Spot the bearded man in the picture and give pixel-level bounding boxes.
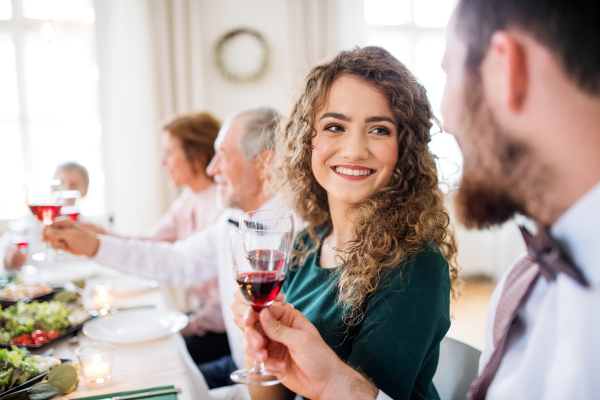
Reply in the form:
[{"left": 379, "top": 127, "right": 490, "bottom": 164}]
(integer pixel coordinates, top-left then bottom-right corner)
[{"left": 238, "top": 0, "right": 600, "bottom": 399}]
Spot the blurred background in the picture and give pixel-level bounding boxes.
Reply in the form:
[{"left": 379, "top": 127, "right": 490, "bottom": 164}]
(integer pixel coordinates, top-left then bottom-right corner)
[{"left": 0, "top": 0, "right": 525, "bottom": 282}]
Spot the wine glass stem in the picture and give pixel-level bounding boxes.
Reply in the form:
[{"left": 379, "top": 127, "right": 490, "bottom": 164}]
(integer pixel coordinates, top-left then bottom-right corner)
[
  {"left": 44, "top": 221, "right": 53, "bottom": 261},
  {"left": 251, "top": 361, "right": 266, "bottom": 374}
]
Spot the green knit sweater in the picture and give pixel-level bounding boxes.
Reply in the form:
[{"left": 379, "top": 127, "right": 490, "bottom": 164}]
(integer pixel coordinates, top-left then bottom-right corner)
[{"left": 282, "top": 227, "right": 451, "bottom": 400}]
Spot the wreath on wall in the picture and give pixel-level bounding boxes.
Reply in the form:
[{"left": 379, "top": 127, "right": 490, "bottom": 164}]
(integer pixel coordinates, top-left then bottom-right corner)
[{"left": 214, "top": 28, "right": 270, "bottom": 83}]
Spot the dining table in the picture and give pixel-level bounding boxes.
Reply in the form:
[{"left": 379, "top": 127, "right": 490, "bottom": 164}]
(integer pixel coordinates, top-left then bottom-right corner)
[{"left": 20, "top": 261, "right": 251, "bottom": 400}]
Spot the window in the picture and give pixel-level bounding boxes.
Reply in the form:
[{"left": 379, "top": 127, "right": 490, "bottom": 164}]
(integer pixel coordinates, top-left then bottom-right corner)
[
  {"left": 0, "top": 0, "right": 104, "bottom": 220},
  {"left": 364, "top": 0, "right": 462, "bottom": 189}
]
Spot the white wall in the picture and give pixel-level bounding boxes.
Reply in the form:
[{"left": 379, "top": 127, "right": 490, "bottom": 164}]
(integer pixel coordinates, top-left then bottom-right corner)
[
  {"left": 95, "top": 0, "right": 526, "bottom": 280},
  {"left": 198, "top": 0, "right": 296, "bottom": 119},
  {"left": 95, "top": 0, "right": 166, "bottom": 236}
]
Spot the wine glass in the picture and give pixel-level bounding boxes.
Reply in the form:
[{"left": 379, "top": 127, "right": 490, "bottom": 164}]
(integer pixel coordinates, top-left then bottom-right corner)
[
  {"left": 60, "top": 190, "right": 82, "bottom": 221},
  {"left": 8, "top": 219, "right": 32, "bottom": 256},
  {"left": 230, "top": 210, "right": 295, "bottom": 386},
  {"left": 28, "top": 179, "right": 63, "bottom": 262}
]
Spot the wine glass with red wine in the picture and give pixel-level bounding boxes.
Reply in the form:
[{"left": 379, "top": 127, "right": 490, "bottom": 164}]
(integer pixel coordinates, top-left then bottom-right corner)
[
  {"left": 28, "top": 179, "right": 63, "bottom": 262},
  {"left": 60, "top": 190, "right": 82, "bottom": 221},
  {"left": 230, "top": 209, "right": 294, "bottom": 386}
]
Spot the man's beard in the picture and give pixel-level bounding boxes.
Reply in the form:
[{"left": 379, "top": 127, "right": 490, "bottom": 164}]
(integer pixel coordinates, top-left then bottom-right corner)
[{"left": 454, "top": 75, "right": 533, "bottom": 229}]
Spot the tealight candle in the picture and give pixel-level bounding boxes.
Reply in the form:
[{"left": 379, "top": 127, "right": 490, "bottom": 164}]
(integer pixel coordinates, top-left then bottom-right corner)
[
  {"left": 83, "top": 355, "right": 109, "bottom": 379},
  {"left": 92, "top": 285, "right": 114, "bottom": 310},
  {"left": 76, "top": 342, "right": 115, "bottom": 383}
]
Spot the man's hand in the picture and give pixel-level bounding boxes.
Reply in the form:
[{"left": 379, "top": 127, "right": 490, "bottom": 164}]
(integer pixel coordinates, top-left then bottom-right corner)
[
  {"left": 3, "top": 245, "right": 26, "bottom": 270},
  {"left": 80, "top": 222, "right": 107, "bottom": 236},
  {"left": 243, "top": 305, "right": 379, "bottom": 400},
  {"left": 43, "top": 218, "right": 100, "bottom": 257},
  {"left": 231, "top": 288, "right": 285, "bottom": 332}
]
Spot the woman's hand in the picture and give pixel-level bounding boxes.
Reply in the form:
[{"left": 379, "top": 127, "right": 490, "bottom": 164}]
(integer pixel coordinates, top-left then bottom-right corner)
[
  {"left": 3, "top": 245, "right": 26, "bottom": 270},
  {"left": 231, "top": 289, "right": 286, "bottom": 332}
]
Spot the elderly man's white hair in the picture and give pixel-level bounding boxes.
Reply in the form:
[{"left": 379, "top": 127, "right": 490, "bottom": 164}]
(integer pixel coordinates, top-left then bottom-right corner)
[
  {"left": 228, "top": 106, "right": 281, "bottom": 159},
  {"left": 54, "top": 161, "right": 90, "bottom": 189}
]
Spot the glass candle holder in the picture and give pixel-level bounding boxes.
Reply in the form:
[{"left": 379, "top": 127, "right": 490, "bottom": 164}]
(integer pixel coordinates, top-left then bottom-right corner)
[
  {"left": 76, "top": 342, "right": 115, "bottom": 383},
  {"left": 92, "top": 285, "right": 114, "bottom": 310}
]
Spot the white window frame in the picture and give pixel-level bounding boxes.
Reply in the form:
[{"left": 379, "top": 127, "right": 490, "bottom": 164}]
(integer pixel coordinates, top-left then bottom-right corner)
[
  {"left": 0, "top": 0, "right": 102, "bottom": 228},
  {"left": 364, "top": 0, "right": 463, "bottom": 189}
]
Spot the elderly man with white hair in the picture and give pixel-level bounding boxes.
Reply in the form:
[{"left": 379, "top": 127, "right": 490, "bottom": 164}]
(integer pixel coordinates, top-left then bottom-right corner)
[{"left": 44, "top": 106, "right": 290, "bottom": 389}]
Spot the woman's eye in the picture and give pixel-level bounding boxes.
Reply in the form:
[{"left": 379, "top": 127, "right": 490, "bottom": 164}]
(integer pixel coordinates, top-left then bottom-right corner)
[
  {"left": 370, "top": 127, "right": 391, "bottom": 135},
  {"left": 324, "top": 124, "right": 344, "bottom": 133}
]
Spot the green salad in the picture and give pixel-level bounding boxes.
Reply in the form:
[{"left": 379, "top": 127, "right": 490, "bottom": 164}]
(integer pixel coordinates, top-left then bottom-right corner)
[
  {"left": 0, "top": 302, "right": 71, "bottom": 344},
  {"left": 0, "top": 347, "right": 38, "bottom": 393}
]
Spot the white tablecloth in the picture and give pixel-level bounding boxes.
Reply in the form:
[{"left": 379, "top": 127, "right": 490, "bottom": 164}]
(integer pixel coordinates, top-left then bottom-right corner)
[{"left": 30, "top": 266, "right": 211, "bottom": 400}]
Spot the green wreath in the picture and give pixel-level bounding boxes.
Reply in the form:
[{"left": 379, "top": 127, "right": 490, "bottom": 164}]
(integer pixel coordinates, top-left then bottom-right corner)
[{"left": 214, "top": 28, "right": 270, "bottom": 83}]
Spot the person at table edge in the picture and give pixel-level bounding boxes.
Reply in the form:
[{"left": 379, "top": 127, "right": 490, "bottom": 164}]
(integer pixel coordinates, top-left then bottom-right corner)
[
  {"left": 241, "top": 0, "right": 600, "bottom": 399},
  {"left": 43, "top": 106, "right": 287, "bottom": 389},
  {"left": 82, "top": 111, "right": 229, "bottom": 366},
  {"left": 1, "top": 161, "right": 90, "bottom": 271}
]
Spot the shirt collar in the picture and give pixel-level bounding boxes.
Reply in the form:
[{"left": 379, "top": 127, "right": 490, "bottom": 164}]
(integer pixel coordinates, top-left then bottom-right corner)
[
  {"left": 258, "top": 196, "right": 280, "bottom": 210},
  {"left": 551, "top": 180, "right": 600, "bottom": 285}
]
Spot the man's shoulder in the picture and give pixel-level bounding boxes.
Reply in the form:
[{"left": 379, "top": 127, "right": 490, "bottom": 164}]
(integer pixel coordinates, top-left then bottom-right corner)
[{"left": 181, "top": 208, "right": 240, "bottom": 243}]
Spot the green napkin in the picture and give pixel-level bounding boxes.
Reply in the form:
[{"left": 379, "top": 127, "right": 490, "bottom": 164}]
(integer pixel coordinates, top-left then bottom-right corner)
[{"left": 72, "top": 385, "right": 178, "bottom": 399}]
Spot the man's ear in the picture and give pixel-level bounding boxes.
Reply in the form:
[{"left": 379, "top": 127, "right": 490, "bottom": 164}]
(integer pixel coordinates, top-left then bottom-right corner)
[
  {"left": 482, "top": 31, "right": 528, "bottom": 113},
  {"left": 257, "top": 150, "right": 274, "bottom": 176}
]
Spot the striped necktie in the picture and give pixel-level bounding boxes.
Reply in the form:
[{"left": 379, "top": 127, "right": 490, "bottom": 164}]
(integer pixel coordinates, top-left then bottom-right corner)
[{"left": 466, "top": 224, "right": 588, "bottom": 400}]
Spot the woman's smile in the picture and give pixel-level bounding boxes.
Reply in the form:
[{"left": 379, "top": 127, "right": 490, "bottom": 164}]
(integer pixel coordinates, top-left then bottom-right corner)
[{"left": 331, "top": 165, "right": 376, "bottom": 180}]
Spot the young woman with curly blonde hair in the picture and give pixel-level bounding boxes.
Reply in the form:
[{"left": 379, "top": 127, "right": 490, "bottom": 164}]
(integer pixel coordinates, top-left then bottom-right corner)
[{"left": 233, "top": 46, "right": 458, "bottom": 399}]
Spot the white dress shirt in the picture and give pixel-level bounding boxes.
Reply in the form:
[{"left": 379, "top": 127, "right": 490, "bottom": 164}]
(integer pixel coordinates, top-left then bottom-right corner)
[
  {"left": 377, "top": 181, "right": 600, "bottom": 400},
  {"left": 93, "top": 196, "right": 284, "bottom": 369},
  {"left": 479, "top": 180, "right": 600, "bottom": 400}
]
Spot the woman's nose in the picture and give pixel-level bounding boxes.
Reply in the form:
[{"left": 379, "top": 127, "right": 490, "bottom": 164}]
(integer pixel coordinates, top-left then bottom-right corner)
[{"left": 340, "top": 132, "right": 369, "bottom": 161}]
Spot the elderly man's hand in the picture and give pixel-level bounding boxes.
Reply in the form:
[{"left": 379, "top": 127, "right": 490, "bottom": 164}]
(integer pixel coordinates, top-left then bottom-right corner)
[
  {"left": 3, "top": 245, "right": 26, "bottom": 270},
  {"left": 243, "top": 304, "right": 378, "bottom": 400},
  {"left": 80, "top": 222, "right": 107, "bottom": 236},
  {"left": 43, "top": 218, "right": 100, "bottom": 257}
]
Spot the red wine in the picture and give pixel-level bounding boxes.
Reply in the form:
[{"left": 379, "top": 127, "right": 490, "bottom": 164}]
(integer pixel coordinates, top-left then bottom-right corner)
[
  {"left": 29, "top": 205, "right": 61, "bottom": 224},
  {"left": 246, "top": 249, "right": 285, "bottom": 271},
  {"left": 236, "top": 271, "right": 285, "bottom": 312},
  {"left": 61, "top": 206, "right": 79, "bottom": 221},
  {"left": 13, "top": 236, "right": 29, "bottom": 254}
]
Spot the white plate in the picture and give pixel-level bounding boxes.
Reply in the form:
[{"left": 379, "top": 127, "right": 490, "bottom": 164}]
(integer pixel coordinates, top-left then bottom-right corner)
[
  {"left": 82, "top": 309, "right": 188, "bottom": 343},
  {"left": 21, "top": 261, "right": 100, "bottom": 284},
  {"left": 94, "top": 276, "right": 158, "bottom": 296}
]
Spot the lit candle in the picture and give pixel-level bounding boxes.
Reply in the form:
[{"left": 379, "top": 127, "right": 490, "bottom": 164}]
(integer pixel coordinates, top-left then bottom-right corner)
[
  {"left": 83, "top": 354, "right": 109, "bottom": 380},
  {"left": 76, "top": 342, "right": 115, "bottom": 384},
  {"left": 93, "top": 286, "right": 113, "bottom": 309}
]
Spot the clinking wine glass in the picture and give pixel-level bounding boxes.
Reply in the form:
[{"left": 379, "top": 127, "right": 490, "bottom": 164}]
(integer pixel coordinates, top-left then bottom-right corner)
[
  {"left": 60, "top": 190, "right": 81, "bottom": 221},
  {"left": 8, "top": 219, "right": 32, "bottom": 256},
  {"left": 28, "top": 179, "right": 63, "bottom": 262},
  {"left": 230, "top": 210, "right": 295, "bottom": 386}
]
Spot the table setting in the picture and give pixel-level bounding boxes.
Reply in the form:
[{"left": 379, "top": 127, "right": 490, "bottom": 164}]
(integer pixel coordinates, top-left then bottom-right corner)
[
  {"left": 0, "top": 181, "right": 265, "bottom": 400},
  {"left": 0, "top": 261, "right": 213, "bottom": 400}
]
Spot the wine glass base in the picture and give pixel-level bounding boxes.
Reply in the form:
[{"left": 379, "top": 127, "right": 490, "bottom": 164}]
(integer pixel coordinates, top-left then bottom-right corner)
[
  {"left": 32, "top": 249, "right": 61, "bottom": 263},
  {"left": 32, "top": 252, "right": 50, "bottom": 262},
  {"left": 230, "top": 368, "right": 286, "bottom": 386}
]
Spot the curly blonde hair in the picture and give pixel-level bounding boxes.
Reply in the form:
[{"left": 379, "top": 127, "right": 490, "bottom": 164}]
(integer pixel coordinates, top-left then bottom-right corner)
[{"left": 273, "top": 46, "right": 459, "bottom": 327}]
